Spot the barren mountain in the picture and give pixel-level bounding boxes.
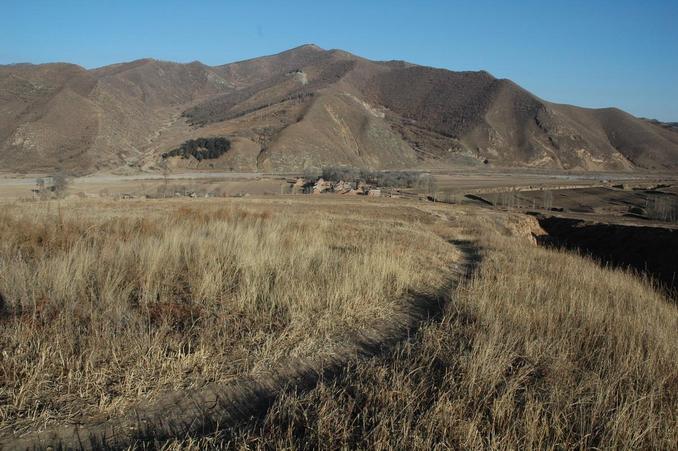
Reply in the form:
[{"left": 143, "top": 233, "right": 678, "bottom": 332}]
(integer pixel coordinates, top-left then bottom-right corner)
[{"left": 1, "top": 44, "right": 677, "bottom": 174}]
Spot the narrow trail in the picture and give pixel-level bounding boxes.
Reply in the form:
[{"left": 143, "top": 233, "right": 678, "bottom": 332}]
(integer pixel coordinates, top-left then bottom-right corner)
[{"left": 0, "top": 240, "right": 480, "bottom": 451}]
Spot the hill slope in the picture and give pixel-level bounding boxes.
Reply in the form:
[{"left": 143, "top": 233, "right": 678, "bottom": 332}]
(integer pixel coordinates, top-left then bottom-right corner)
[{"left": 1, "top": 45, "right": 677, "bottom": 174}]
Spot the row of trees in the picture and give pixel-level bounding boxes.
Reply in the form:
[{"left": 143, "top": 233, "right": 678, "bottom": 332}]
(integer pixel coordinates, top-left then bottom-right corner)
[
  {"left": 162, "top": 137, "right": 231, "bottom": 161},
  {"left": 645, "top": 196, "right": 678, "bottom": 222},
  {"left": 309, "top": 166, "right": 437, "bottom": 191}
]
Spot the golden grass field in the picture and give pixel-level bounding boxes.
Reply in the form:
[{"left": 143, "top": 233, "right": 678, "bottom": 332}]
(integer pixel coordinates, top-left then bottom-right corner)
[
  {"left": 0, "top": 195, "right": 676, "bottom": 449},
  {"left": 203, "top": 213, "right": 677, "bottom": 450},
  {"left": 0, "top": 197, "right": 459, "bottom": 438}
]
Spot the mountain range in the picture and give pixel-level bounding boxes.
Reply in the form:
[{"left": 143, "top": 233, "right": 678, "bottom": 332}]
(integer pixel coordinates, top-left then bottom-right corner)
[{"left": 1, "top": 44, "right": 677, "bottom": 175}]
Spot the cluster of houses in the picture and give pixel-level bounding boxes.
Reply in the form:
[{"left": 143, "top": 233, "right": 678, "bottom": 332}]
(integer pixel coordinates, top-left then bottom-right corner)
[{"left": 288, "top": 178, "right": 385, "bottom": 196}]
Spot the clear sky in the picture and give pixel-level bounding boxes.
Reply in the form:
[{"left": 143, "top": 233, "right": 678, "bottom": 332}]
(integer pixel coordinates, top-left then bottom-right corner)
[{"left": 2, "top": 0, "right": 677, "bottom": 121}]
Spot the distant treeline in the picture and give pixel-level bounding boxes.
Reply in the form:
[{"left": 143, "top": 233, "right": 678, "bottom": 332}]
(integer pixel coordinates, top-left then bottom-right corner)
[
  {"left": 162, "top": 137, "right": 231, "bottom": 161},
  {"left": 310, "top": 166, "right": 436, "bottom": 190}
]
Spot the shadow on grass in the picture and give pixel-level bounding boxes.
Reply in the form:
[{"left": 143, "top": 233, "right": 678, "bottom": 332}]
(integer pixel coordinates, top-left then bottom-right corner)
[{"left": 0, "top": 241, "right": 481, "bottom": 451}]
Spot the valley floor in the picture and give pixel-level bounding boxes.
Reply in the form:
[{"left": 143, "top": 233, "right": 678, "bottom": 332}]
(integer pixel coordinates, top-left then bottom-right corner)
[{"left": 0, "top": 167, "right": 675, "bottom": 200}]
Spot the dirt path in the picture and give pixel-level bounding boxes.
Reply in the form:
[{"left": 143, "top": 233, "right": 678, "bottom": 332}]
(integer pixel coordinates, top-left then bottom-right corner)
[{"left": 0, "top": 240, "right": 480, "bottom": 451}]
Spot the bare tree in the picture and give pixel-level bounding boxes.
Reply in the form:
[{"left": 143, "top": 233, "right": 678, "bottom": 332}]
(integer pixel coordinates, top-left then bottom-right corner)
[
  {"left": 33, "top": 178, "right": 46, "bottom": 199},
  {"left": 158, "top": 159, "right": 172, "bottom": 198},
  {"left": 425, "top": 175, "right": 438, "bottom": 198},
  {"left": 50, "top": 171, "right": 69, "bottom": 197},
  {"left": 542, "top": 190, "right": 554, "bottom": 211}
]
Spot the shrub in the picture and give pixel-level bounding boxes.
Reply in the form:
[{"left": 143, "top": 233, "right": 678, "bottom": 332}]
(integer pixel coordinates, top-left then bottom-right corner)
[{"left": 162, "top": 137, "right": 231, "bottom": 161}]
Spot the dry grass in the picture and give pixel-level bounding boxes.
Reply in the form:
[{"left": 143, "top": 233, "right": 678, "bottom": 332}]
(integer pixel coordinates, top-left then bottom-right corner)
[
  {"left": 162, "top": 206, "right": 678, "bottom": 449},
  {"left": 1, "top": 197, "right": 676, "bottom": 449},
  {"left": 0, "top": 197, "right": 458, "bottom": 436}
]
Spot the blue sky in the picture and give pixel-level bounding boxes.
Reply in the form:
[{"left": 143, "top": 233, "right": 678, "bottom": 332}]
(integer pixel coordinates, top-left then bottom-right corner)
[{"left": 2, "top": 0, "right": 677, "bottom": 121}]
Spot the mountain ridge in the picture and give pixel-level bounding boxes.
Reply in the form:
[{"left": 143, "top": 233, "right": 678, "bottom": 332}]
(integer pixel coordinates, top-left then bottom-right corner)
[{"left": 1, "top": 44, "right": 676, "bottom": 174}]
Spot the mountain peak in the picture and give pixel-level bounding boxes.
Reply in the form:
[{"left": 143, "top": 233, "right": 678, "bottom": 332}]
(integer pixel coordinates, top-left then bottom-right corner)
[
  {"left": 279, "top": 44, "right": 325, "bottom": 56},
  {"left": 295, "top": 43, "right": 323, "bottom": 51}
]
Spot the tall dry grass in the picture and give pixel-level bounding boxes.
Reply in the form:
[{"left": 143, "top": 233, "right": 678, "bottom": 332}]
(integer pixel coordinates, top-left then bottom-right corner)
[
  {"left": 170, "top": 207, "right": 678, "bottom": 449},
  {"left": 0, "top": 198, "right": 457, "bottom": 436}
]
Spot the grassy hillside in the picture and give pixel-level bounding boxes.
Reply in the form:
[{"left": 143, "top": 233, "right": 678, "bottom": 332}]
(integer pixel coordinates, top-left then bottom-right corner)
[
  {"left": 162, "top": 204, "right": 677, "bottom": 450},
  {"left": 0, "top": 197, "right": 675, "bottom": 449}
]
